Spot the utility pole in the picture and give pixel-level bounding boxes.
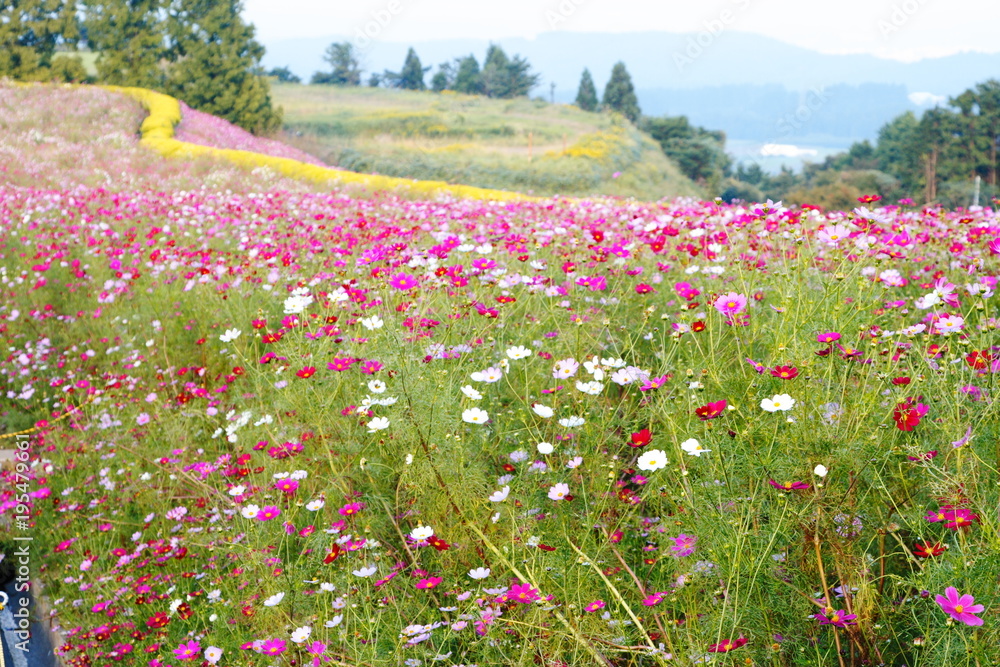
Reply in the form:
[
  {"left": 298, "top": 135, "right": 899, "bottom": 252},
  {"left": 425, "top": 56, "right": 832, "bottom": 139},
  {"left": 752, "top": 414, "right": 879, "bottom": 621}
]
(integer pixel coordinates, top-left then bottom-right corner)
[{"left": 550, "top": 82, "right": 555, "bottom": 104}]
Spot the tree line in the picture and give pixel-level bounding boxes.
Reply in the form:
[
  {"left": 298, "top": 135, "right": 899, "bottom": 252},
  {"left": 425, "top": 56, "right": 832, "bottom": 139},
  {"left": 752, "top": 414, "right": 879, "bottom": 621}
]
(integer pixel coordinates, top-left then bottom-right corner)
[
  {"left": 727, "top": 79, "right": 1000, "bottom": 209},
  {"left": 0, "top": 0, "right": 281, "bottom": 134}
]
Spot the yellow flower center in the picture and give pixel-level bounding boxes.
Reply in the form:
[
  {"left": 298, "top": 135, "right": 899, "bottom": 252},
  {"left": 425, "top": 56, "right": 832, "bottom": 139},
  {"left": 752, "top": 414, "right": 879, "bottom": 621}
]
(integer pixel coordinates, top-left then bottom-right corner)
[{"left": 955, "top": 605, "right": 964, "bottom": 613}]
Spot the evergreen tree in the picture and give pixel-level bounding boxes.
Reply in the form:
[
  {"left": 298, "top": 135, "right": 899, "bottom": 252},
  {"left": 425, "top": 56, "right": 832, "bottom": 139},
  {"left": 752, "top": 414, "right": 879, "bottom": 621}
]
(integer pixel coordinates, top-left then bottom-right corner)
[
  {"left": 385, "top": 47, "right": 428, "bottom": 90},
  {"left": 165, "top": 0, "right": 281, "bottom": 134},
  {"left": 452, "top": 55, "right": 482, "bottom": 95},
  {"left": 83, "top": 0, "right": 166, "bottom": 89},
  {"left": 479, "top": 44, "right": 539, "bottom": 98},
  {"left": 0, "top": 0, "right": 79, "bottom": 80},
  {"left": 312, "top": 41, "right": 361, "bottom": 86},
  {"left": 480, "top": 44, "right": 511, "bottom": 98},
  {"left": 602, "top": 61, "right": 640, "bottom": 123},
  {"left": 574, "top": 68, "right": 597, "bottom": 112}
]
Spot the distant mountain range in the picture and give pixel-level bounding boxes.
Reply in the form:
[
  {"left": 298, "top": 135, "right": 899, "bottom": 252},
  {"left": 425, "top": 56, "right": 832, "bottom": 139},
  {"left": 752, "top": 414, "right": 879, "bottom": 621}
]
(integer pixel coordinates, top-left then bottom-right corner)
[{"left": 260, "top": 31, "right": 1000, "bottom": 146}]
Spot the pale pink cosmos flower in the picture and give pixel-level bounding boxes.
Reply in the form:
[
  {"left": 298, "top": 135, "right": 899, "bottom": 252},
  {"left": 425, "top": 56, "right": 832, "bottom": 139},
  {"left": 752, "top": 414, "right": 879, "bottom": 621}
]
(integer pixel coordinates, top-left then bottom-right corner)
[{"left": 714, "top": 292, "right": 747, "bottom": 316}]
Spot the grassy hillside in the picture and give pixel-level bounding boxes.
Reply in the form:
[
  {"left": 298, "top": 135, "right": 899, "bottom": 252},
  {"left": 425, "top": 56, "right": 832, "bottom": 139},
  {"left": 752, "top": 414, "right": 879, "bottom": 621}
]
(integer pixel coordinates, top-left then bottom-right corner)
[{"left": 271, "top": 84, "right": 701, "bottom": 200}]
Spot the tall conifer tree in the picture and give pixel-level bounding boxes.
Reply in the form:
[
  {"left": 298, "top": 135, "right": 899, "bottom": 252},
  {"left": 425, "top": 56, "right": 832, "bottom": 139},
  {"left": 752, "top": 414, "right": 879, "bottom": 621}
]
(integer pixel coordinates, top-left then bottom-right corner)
[
  {"left": 0, "top": 0, "right": 78, "bottom": 80},
  {"left": 575, "top": 68, "right": 598, "bottom": 112},
  {"left": 602, "top": 61, "right": 640, "bottom": 123},
  {"left": 83, "top": 0, "right": 166, "bottom": 88}
]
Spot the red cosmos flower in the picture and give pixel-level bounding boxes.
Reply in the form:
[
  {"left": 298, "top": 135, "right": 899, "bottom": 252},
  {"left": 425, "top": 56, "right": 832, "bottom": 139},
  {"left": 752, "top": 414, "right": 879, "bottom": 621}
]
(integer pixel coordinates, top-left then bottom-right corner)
[
  {"left": 695, "top": 399, "right": 727, "bottom": 420},
  {"left": 857, "top": 194, "right": 881, "bottom": 203},
  {"left": 496, "top": 295, "right": 516, "bottom": 304},
  {"left": 426, "top": 535, "right": 451, "bottom": 552},
  {"left": 893, "top": 400, "right": 928, "bottom": 431},
  {"left": 965, "top": 350, "right": 993, "bottom": 370},
  {"left": 635, "top": 284, "right": 655, "bottom": 294},
  {"left": 770, "top": 365, "right": 799, "bottom": 380},
  {"left": 913, "top": 541, "right": 946, "bottom": 558},
  {"left": 691, "top": 321, "right": 706, "bottom": 332},
  {"left": 251, "top": 318, "right": 267, "bottom": 329},
  {"left": 708, "top": 637, "right": 748, "bottom": 652},
  {"left": 262, "top": 331, "right": 283, "bottom": 344},
  {"left": 891, "top": 376, "right": 911, "bottom": 386},
  {"left": 769, "top": 480, "right": 810, "bottom": 491},
  {"left": 630, "top": 428, "right": 652, "bottom": 447},
  {"left": 296, "top": 366, "right": 316, "bottom": 379},
  {"left": 146, "top": 612, "right": 169, "bottom": 629},
  {"left": 322, "top": 544, "right": 341, "bottom": 564}
]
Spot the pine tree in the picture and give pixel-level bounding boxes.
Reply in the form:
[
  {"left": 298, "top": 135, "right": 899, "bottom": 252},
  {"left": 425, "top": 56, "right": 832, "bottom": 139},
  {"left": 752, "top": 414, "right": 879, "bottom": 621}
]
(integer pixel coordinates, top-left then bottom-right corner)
[
  {"left": 165, "top": 0, "right": 281, "bottom": 134},
  {"left": 452, "top": 55, "right": 482, "bottom": 95},
  {"left": 575, "top": 68, "right": 598, "bottom": 112},
  {"left": 480, "top": 44, "right": 539, "bottom": 99},
  {"left": 602, "top": 61, "right": 640, "bottom": 123},
  {"left": 0, "top": 0, "right": 79, "bottom": 80},
  {"left": 480, "top": 44, "right": 511, "bottom": 98},
  {"left": 386, "top": 47, "right": 428, "bottom": 90},
  {"left": 83, "top": 0, "right": 166, "bottom": 89}
]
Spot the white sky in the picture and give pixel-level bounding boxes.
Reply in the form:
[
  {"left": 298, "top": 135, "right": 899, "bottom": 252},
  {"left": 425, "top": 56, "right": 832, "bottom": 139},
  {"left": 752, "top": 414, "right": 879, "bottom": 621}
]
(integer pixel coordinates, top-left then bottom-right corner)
[{"left": 244, "top": 0, "right": 999, "bottom": 62}]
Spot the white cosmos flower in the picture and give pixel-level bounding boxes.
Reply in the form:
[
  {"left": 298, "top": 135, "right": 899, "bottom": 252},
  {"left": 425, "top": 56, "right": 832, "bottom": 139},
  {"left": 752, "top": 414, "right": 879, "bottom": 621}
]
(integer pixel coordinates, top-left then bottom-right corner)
[
  {"left": 814, "top": 464, "right": 829, "bottom": 477},
  {"left": 532, "top": 403, "right": 554, "bottom": 418},
  {"left": 470, "top": 367, "right": 503, "bottom": 383},
  {"left": 468, "top": 567, "right": 491, "bottom": 580},
  {"left": 462, "top": 408, "right": 489, "bottom": 424},
  {"left": 637, "top": 449, "right": 668, "bottom": 471},
  {"left": 325, "top": 615, "right": 343, "bottom": 628},
  {"left": 352, "top": 565, "right": 377, "bottom": 578},
  {"left": 240, "top": 504, "right": 260, "bottom": 519},
  {"left": 228, "top": 485, "right": 245, "bottom": 496},
  {"left": 506, "top": 345, "right": 532, "bottom": 360},
  {"left": 219, "top": 328, "right": 241, "bottom": 343},
  {"left": 360, "top": 315, "right": 384, "bottom": 330},
  {"left": 576, "top": 380, "right": 603, "bottom": 395},
  {"left": 367, "top": 380, "right": 386, "bottom": 394},
  {"left": 305, "top": 499, "right": 325, "bottom": 511},
  {"left": 558, "top": 416, "right": 585, "bottom": 428},
  {"left": 263, "top": 592, "right": 285, "bottom": 606},
  {"left": 548, "top": 482, "right": 570, "bottom": 500},
  {"left": 290, "top": 626, "right": 312, "bottom": 643},
  {"left": 761, "top": 394, "right": 795, "bottom": 412},
  {"left": 488, "top": 486, "right": 510, "bottom": 502},
  {"left": 537, "top": 442, "right": 554, "bottom": 455},
  {"left": 410, "top": 526, "right": 434, "bottom": 541},
  {"left": 566, "top": 456, "right": 582, "bottom": 469},
  {"left": 680, "top": 438, "right": 710, "bottom": 457},
  {"left": 461, "top": 385, "right": 483, "bottom": 400},
  {"left": 367, "top": 416, "right": 390, "bottom": 432},
  {"left": 283, "top": 288, "right": 314, "bottom": 314}
]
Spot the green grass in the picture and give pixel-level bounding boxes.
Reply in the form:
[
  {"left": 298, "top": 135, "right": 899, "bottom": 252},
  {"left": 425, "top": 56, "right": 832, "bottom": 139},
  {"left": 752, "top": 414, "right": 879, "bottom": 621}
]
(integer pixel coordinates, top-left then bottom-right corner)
[{"left": 272, "top": 84, "right": 701, "bottom": 200}]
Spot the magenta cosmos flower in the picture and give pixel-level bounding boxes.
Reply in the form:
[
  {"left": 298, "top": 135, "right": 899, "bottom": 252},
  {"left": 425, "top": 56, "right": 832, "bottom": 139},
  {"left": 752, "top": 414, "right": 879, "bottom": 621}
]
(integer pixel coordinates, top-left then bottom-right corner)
[
  {"left": 935, "top": 587, "right": 984, "bottom": 626},
  {"left": 714, "top": 292, "right": 748, "bottom": 316},
  {"left": 174, "top": 640, "right": 201, "bottom": 661},
  {"left": 815, "top": 609, "right": 857, "bottom": 627}
]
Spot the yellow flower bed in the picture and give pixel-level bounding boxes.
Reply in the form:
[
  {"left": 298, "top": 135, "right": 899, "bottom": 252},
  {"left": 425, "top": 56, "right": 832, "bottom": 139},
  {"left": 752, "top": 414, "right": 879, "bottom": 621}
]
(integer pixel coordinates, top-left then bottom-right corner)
[{"left": 103, "top": 85, "right": 531, "bottom": 202}]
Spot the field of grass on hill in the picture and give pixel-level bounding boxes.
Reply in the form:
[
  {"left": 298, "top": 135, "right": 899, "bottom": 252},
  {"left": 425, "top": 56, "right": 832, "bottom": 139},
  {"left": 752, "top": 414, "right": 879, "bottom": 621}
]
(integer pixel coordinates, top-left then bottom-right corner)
[{"left": 272, "top": 84, "right": 700, "bottom": 200}]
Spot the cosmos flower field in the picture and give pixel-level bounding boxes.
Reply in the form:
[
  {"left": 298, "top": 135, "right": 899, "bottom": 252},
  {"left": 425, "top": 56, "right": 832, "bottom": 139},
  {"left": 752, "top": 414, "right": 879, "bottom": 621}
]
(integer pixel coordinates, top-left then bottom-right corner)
[{"left": 2, "top": 84, "right": 1000, "bottom": 667}]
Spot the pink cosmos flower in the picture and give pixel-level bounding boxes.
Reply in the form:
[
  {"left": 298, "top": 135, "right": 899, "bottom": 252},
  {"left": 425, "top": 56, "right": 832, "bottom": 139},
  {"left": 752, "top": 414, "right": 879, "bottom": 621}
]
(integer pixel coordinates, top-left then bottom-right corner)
[
  {"left": 416, "top": 577, "right": 443, "bottom": 589},
  {"left": 817, "top": 331, "right": 841, "bottom": 343},
  {"left": 389, "top": 273, "right": 419, "bottom": 290},
  {"left": 260, "top": 638, "right": 287, "bottom": 655},
  {"left": 714, "top": 292, "right": 748, "bottom": 316},
  {"left": 257, "top": 505, "right": 281, "bottom": 521},
  {"left": 584, "top": 599, "right": 606, "bottom": 612},
  {"left": 670, "top": 533, "right": 697, "bottom": 557},
  {"left": 174, "top": 640, "right": 201, "bottom": 661},
  {"left": 815, "top": 609, "right": 857, "bottom": 627},
  {"left": 935, "top": 587, "right": 984, "bottom": 626}
]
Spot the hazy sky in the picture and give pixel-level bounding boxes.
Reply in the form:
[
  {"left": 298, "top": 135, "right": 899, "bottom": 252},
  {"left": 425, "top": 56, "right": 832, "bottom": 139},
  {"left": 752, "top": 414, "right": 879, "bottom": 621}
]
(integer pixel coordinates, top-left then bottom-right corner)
[{"left": 244, "top": 0, "right": 998, "bottom": 62}]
